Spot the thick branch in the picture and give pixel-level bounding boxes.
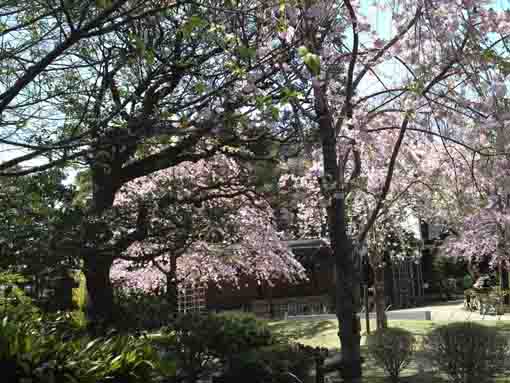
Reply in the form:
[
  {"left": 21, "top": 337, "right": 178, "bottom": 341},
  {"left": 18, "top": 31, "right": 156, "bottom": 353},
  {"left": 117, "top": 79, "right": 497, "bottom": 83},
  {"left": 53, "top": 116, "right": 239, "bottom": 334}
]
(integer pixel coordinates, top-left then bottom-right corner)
[
  {"left": 0, "top": 0, "right": 131, "bottom": 114},
  {"left": 358, "top": 117, "right": 409, "bottom": 243}
]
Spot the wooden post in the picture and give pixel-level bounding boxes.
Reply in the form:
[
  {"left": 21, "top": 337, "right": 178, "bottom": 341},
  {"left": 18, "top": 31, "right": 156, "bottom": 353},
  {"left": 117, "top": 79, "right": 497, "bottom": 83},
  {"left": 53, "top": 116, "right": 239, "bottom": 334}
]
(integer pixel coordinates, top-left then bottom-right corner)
[
  {"left": 363, "top": 284, "right": 370, "bottom": 334},
  {"left": 501, "top": 263, "right": 510, "bottom": 305}
]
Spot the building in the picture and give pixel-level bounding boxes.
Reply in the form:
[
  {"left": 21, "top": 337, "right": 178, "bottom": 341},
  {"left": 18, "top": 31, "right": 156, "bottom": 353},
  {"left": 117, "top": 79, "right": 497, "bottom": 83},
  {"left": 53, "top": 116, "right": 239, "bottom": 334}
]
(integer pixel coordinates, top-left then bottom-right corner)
[{"left": 191, "top": 237, "right": 425, "bottom": 318}]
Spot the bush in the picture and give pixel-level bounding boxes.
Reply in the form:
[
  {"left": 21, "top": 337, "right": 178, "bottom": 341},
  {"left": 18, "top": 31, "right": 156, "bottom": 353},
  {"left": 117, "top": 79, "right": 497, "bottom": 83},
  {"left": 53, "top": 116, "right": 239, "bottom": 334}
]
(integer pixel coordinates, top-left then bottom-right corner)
[
  {"left": 159, "top": 312, "right": 278, "bottom": 382},
  {"left": 160, "top": 314, "right": 222, "bottom": 382},
  {"left": 0, "top": 272, "right": 41, "bottom": 322},
  {"left": 222, "top": 343, "right": 315, "bottom": 383},
  {"left": 41, "top": 310, "right": 88, "bottom": 339},
  {"left": 210, "top": 312, "right": 277, "bottom": 358},
  {"left": 0, "top": 316, "right": 51, "bottom": 382},
  {"left": 423, "top": 322, "right": 509, "bottom": 383},
  {"left": 68, "top": 335, "right": 160, "bottom": 383},
  {"left": 114, "top": 288, "right": 175, "bottom": 331},
  {"left": 367, "top": 327, "right": 415, "bottom": 382},
  {"left": 0, "top": 313, "right": 163, "bottom": 383}
]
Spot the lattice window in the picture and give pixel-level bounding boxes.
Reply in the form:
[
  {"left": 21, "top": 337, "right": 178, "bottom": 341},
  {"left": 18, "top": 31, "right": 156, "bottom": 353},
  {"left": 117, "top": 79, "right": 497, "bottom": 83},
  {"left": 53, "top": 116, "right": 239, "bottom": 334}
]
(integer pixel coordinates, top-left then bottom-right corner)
[{"left": 178, "top": 285, "right": 206, "bottom": 314}]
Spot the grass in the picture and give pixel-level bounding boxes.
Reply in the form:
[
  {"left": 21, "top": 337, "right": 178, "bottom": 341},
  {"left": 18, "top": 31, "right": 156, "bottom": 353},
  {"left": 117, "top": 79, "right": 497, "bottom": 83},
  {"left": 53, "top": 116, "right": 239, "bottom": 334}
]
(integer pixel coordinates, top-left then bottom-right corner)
[
  {"left": 269, "top": 318, "right": 510, "bottom": 383},
  {"left": 268, "top": 319, "right": 438, "bottom": 349},
  {"left": 269, "top": 318, "right": 510, "bottom": 349}
]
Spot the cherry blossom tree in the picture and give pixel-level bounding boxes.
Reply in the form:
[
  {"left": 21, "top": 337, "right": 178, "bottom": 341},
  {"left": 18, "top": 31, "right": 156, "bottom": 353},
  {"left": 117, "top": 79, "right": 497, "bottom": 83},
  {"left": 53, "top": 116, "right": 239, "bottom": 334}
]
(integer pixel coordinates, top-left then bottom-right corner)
[
  {"left": 4, "top": 1, "right": 510, "bottom": 380},
  {"left": 260, "top": 1, "right": 510, "bottom": 380},
  {"left": 1, "top": 0, "right": 302, "bottom": 327},
  {"left": 278, "top": 129, "right": 442, "bottom": 330},
  {"left": 109, "top": 154, "right": 306, "bottom": 313}
]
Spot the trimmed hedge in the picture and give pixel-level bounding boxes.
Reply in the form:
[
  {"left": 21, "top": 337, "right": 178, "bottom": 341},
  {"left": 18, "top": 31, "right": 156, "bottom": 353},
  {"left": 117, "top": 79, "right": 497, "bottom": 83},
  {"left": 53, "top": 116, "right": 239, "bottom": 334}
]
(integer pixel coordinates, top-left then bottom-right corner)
[
  {"left": 423, "top": 322, "right": 509, "bottom": 383},
  {"left": 367, "top": 327, "right": 415, "bottom": 382}
]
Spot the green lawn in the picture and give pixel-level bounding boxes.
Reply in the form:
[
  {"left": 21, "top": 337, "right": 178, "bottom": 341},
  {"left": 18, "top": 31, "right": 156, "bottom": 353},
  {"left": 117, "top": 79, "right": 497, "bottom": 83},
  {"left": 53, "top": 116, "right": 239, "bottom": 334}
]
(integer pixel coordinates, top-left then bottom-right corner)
[
  {"left": 268, "top": 319, "right": 437, "bottom": 349},
  {"left": 269, "top": 318, "right": 510, "bottom": 349},
  {"left": 269, "top": 318, "right": 510, "bottom": 382}
]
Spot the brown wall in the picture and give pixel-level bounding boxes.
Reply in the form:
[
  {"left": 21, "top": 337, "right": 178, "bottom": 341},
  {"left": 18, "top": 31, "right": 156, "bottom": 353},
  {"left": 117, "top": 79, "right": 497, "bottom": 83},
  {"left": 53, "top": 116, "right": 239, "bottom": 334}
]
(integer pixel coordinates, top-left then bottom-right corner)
[{"left": 206, "top": 266, "right": 334, "bottom": 311}]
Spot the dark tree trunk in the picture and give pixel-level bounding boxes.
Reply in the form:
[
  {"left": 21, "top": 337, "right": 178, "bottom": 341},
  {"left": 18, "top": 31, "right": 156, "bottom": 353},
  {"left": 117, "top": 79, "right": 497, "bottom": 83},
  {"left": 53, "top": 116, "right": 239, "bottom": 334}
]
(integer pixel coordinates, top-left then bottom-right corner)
[
  {"left": 84, "top": 252, "right": 114, "bottom": 332},
  {"left": 315, "top": 78, "right": 362, "bottom": 380},
  {"left": 374, "top": 266, "right": 387, "bottom": 330},
  {"left": 501, "top": 269, "right": 509, "bottom": 304},
  {"left": 332, "top": 197, "right": 362, "bottom": 382},
  {"left": 83, "top": 165, "right": 118, "bottom": 330}
]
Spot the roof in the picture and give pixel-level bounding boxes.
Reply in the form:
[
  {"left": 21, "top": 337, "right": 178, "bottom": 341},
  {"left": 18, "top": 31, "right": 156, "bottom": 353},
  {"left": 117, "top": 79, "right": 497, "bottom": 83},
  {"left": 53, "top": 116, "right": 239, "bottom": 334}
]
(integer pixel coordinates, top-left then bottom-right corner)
[
  {"left": 285, "top": 239, "right": 332, "bottom": 267},
  {"left": 286, "top": 239, "right": 329, "bottom": 250}
]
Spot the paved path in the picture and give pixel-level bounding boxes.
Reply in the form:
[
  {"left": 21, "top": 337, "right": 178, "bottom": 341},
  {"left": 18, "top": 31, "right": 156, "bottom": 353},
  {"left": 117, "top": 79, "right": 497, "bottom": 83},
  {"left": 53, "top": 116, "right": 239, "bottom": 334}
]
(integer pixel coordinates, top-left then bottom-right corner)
[
  {"left": 391, "top": 299, "right": 510, "bottom": 321},
  {"left": 288, "top": 300, "right": 510, "bottom": 322}
]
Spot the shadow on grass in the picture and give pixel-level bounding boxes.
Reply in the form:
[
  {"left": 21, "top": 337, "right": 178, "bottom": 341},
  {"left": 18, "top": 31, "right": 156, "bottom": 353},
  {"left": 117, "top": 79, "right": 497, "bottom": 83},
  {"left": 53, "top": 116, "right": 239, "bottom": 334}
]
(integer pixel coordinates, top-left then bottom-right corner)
[
  {"left": 399, "top": 372, "right": 446, "bottom": 383},
  {"left": 493, "top": 320, "right": 510, "bottom": 334},
  {"left": 269, "top": 319, "right": 337, "bottom": 342},
  {"left": 353, "top": 373, "right": 445, "bottom": 383}
]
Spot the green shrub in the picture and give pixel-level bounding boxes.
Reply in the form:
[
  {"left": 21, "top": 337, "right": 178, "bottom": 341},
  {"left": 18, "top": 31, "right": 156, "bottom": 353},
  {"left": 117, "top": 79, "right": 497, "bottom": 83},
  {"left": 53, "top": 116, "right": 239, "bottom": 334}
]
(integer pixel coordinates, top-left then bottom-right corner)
[
  {"left": 114, "top": 288, "right": 175, "bottom": 331},
  {"left": 367, "top": 327, "right": 415, "bottom": 382},
  {"left": 161, "top": 314, "right": 223, "bottom": 382},
  {"left": 159, "top": 312, "right": 277, "bottom": 382},
  {"left": 41, "top": 310, "right": 88, "bottom": 339},
  {"left": 0, "top": 314, "right": 163, "bottom": 383},
  {"left": 69, "top": 335, "right": 160, "bottom": 383},
  {"left": 423, "top": 322, "right": 509, "bottom": 383},
  {"left": 210, "top": 312, "right": 276, "bottom": 357},
  {"left": 0, "top": 272, "right": 41, "bottom": 322},
  {"left": 0, "top": 316, "right": 78, "bottom": 383},
  {"left": 222, "top": 343, "right": 315, "bottom": 383}
]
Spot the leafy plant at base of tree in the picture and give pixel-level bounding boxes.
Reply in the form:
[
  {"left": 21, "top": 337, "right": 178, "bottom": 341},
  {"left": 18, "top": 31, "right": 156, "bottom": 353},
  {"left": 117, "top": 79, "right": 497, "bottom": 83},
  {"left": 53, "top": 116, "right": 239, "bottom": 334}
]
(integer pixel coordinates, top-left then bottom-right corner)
[
  {"left": 0, "top": 298, "right": 164, "bottom": 383},
  {"left": 70, "top": 335, "right": 160, "bottom": 383},
  {"left": 0, "top": 271, "right": 41, "bottom": 321},
  {"left": 423, "top": 322, "right": 509, "bottom": 383}
]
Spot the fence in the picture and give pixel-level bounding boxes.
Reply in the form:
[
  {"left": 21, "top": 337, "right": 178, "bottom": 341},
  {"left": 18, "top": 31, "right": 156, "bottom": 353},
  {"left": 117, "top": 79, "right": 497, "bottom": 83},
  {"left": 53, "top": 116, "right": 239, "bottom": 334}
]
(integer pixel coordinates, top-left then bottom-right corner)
[
  {"left": 178, "top": 285, "right": 206, "bottom": 314},
  {"left": 252, "top": 295, "right": 332, "bottom": 319}
]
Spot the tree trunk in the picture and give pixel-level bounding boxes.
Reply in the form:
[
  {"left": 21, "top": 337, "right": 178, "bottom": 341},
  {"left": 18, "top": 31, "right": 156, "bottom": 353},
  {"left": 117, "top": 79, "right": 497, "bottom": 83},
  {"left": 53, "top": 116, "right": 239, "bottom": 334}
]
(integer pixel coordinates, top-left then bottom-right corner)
[
  {"left": 84, "top": 252, "right": 114, "bottom": 332},
  {"left": 333, "top": 197, "right": 362, "bottom": 383},
  {"left": 501, "top": 267, "right": 509, "bottom": 304},
  {"left": 363, "top": 285, "right": 370, "bottom": 335},
  {"left": 335, "top": 253, "right": 362, "bottom": 382},
  {"left": 374, "top": 266, "right": 387, "bottom": 330},
  {"left": 83, "top": 166, "right": 118, "bottom": 330},
  {"left": 311, "top": 31, "right": 362, "bottom": 378}
]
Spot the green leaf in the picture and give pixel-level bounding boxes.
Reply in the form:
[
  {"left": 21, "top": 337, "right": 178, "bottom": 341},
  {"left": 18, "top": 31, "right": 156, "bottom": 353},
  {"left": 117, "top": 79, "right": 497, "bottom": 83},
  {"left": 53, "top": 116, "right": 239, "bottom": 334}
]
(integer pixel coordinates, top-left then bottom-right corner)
[
  {"left": 297, "top": 46, "right": 309, "bottom": 57},
  {"left": 225, "top": 61, "right": 245, "bottom": 76},
  {"left": 238, "top": 46, "right": 256, "bottom": 59},
  {"left": 95, "top": 0, "right": 111, "bottom": 9},
  {"left": 281, "top": 87, "right": 301, "bottom": 102},
  {"left": 498, "top": 61, "right": 510, "bottom": 76},
  {"left": 182, "top": 15, "right": 208, "bottom": 36},
  {"left": 279, "top": 0, "right": 286, "bottom": 13},
  {"left": 270, "top": 106, "right": 280, "bottom": 121},
  {"left": 145, "top": 49, "right": 155, "bottom": 65},
  {"left": 407, "top": 79, "right": 424, "bottom": 95},
  {"left": 194, "top": 82, "right": 206, "bottom": 94},
  {"left": 482, "top": 48, "right": 497, "bottom": 62},
  {"left": 134, "top": 36, "right": 145, "bottom": 57},
  {"left": 303, "top": 53, "right": 320, "bottom": 75}
]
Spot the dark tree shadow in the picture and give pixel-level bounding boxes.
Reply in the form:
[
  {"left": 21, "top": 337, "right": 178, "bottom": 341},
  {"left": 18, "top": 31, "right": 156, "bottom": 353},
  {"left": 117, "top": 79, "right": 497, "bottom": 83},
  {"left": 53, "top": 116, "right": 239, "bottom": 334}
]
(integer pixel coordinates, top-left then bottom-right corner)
[{"left": 269, "top": 319, "right": 337, "bottom": 341}]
